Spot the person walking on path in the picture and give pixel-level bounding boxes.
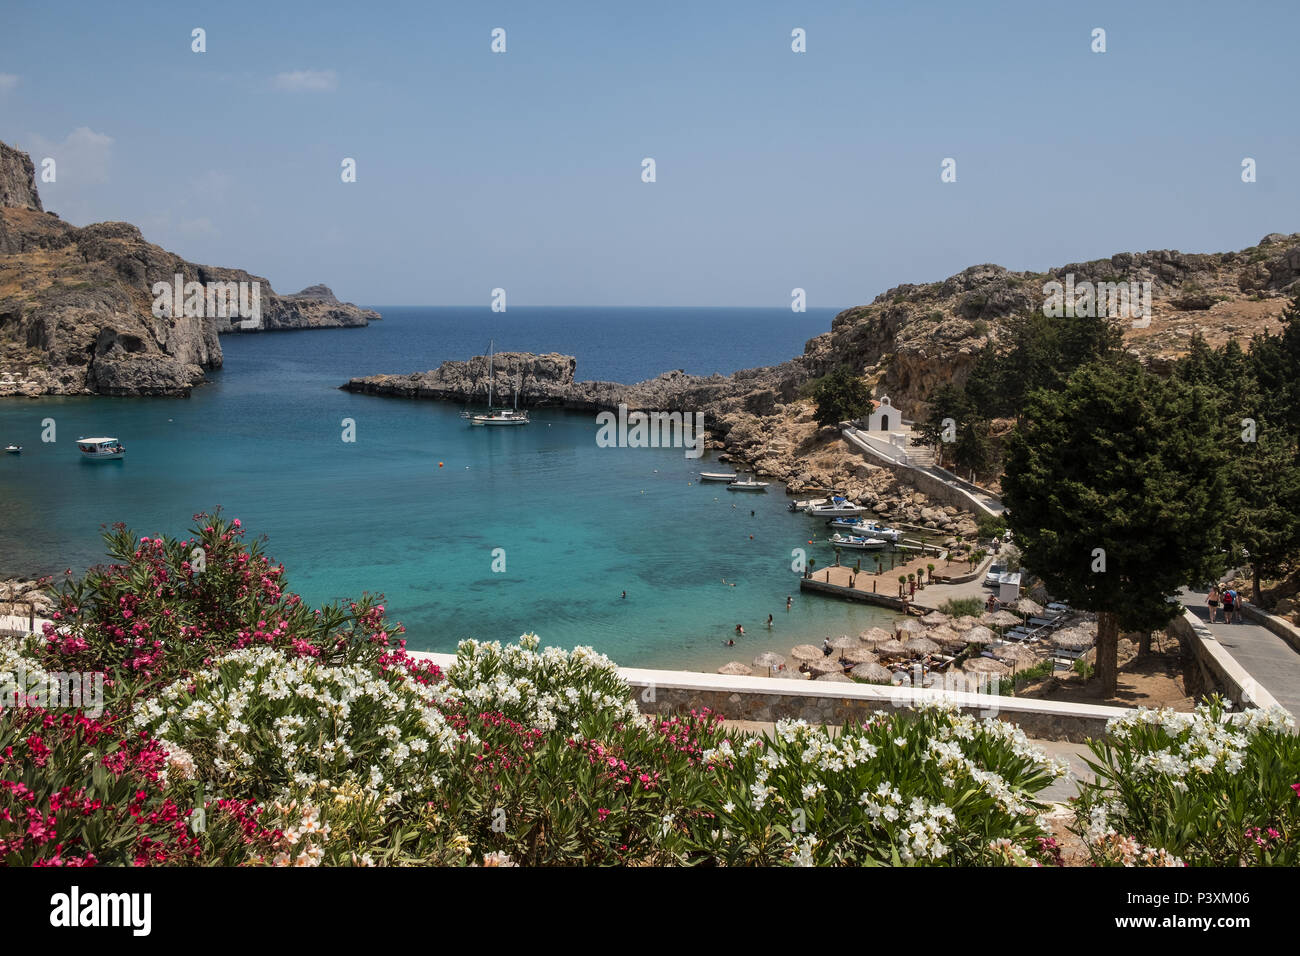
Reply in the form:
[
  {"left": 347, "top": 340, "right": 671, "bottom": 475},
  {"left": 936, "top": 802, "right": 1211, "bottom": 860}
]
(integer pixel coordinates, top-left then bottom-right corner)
[
  {"left": 1223, "top": 586, "right": 1237, "bottom": 624},
  {"left": 1207, "top": 585, "right": 1221, "bottom": 623}
]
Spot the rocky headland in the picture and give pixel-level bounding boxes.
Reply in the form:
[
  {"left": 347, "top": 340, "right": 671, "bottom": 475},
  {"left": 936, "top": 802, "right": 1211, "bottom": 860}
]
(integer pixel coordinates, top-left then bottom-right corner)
[
  {"left": 0, "top": 141, "right": 378, "bottom": 397},
  {"left": 343, "top": 232, "right": 1300, "bottom": 533}
]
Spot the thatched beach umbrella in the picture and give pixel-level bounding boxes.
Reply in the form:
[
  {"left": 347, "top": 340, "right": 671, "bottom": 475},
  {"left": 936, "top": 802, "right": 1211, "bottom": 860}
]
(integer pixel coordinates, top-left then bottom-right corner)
[
  {"left": 952, "top": 615, "right": 979, "bottom": 631},
  {"left": 839, "top": 646, "right": 878, "bottom": 665},
  {"left": 982, "top": 610, "right": 1023, "bottom": 629},
  {"left": 874, "top": 638, "right": 909, "bottom": 658},
  {"left": 904, "top": 636, "right": 940, "bottom": 656},
  {"left": 790, "top": 644, "right": 823, "bottom": 663},
  {"left": 1013, "top": 598, "right": 1044, "bottom": 619},
  {"left": 859, "top": 627, "right": 896, "bottom": 647},
  {"left": 963, "top": 656, "right": 1010, "bottom": 676},
  {"left": 1052, "top": 629, "right": 1094, "bottom": 652},
  {"left": 927, "top": 626, "right": 965, "bottom": 648},
  {"left": 717, "top": 661, "right": 753, "bottom": 676},
  {"left": 990, "top": 643, "right": 1037, "bottom": 665},
  {"left": 920, "top": 611, "right": 950, "bottom": 626},
  {"left": 815, "top": 671, "right": 854, "bottom": 683},
  {"left": 752, "top": 651, "right": 786, "bottom": 676},
  {"left": 828, "top": 634, "right": 859, "bottom": 651},
  {"left": 850, "top": 661, "right": 894, "bottom": 684},
  {"left": 961, "top": 625, "right": 997, "bottom": 646},
  {"left": 804, "top": 656, "right": 843, "bottom": 676},
  {"left": 895, "top": 618, "right": 926, "bottom": 636}
]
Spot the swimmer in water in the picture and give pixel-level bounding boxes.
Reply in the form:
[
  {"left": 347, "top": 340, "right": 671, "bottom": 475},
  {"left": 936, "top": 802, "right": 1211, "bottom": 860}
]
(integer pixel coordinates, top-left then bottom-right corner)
[{"left": 767, "top": 614, "right": 774, "bottom": 628}]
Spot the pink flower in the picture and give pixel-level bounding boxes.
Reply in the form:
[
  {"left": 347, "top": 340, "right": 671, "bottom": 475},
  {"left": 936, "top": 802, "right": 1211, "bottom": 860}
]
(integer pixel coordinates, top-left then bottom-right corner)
[{"left": 597, "top": 808, "right": 610, "bottom": 822}]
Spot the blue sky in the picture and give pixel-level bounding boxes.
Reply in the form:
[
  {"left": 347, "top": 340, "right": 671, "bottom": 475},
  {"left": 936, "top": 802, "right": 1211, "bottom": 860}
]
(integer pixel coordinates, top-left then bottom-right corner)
[{"left": 2, "top": 0, "right": 1296, "bottom": 307}]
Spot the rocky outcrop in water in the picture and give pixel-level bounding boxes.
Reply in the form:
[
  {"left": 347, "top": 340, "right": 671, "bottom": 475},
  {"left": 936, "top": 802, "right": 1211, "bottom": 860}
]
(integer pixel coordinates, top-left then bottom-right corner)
[
  {"left": 0, "top": 141, "right": 378, "bottom": 396},
  {"left": 342, "top": 351, "right": 803, "bottom": 421}
]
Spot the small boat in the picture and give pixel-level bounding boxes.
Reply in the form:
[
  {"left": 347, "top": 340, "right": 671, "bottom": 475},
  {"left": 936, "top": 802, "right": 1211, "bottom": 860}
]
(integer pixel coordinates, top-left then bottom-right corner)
[
  {"left": 699, "top": 471, "right": 739, "bottom": 482},
  {"left": 808, "top": 496, "right": 870, "bottom": 517},
  {"left": 789, "top": 497, "right": 827, "bottom": 512},
  {"left": 3, "top": 445, "right": 19, "bottom": 454},
  {"left": 827, "top": 517, "right": 902, "bottom": 542},
  {"left": 77, "top": 437, "right": 125, "bottom": 460},
  {"left": 727, "top": 478, "right": 769, "bottom": 492},
  {"left": 829, "top": 533, "right": 888, "bottom": 550}
]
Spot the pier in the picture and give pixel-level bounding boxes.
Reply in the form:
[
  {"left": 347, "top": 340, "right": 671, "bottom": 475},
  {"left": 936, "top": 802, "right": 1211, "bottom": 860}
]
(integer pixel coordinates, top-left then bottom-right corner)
[{"left": 799, "top": 552, "right": 1000, "bottom": 614}]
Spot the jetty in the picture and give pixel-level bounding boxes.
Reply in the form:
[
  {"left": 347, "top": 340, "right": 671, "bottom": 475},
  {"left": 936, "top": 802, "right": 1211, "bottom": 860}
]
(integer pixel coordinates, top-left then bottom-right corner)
[{"left": 800, "top": 551, "right": 1000, "bottom": 613}]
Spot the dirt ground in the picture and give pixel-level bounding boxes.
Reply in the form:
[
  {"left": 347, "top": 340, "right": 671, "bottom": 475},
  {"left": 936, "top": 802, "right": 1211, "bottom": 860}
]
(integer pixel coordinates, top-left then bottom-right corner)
[{"left": 1019, "top": 631, "right": 1196, "bottom": 711}]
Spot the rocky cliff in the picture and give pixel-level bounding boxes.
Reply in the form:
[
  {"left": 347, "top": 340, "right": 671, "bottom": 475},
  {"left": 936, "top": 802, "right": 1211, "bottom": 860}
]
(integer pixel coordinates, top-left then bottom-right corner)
[
  {"left": 0, "top": 141, "right": 378, "bottom": 396},
  {"left": 0, "top": 142, "right": 42, "bottom": 212},
  {"left": 819, "top": 234, "right": 1300, "bottom": 412}
]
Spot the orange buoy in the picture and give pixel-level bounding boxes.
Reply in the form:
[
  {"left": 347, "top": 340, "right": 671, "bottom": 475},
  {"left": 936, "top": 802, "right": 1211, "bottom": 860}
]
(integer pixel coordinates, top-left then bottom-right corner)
[{"left": 438, "top": 462, "right": 444, "bottom": 468}]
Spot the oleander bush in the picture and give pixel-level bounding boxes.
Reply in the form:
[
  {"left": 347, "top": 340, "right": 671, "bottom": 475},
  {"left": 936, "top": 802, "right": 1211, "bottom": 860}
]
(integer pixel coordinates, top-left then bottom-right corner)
[
  {"left": 1073, "top": 699, "right": 1300, "bottom": 866},
  {"left": 23, "top": 510, "right": 1286, "bottom": 867}
]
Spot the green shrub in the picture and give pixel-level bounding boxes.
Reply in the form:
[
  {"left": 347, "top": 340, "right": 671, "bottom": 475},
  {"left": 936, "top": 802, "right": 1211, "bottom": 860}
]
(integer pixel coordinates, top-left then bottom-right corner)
[
  {"left": 938, "top": 597, "right": 985, "bottom": 617},
  {"left": 1073, "top": 699, "right": 1300, "bottom": 865}
]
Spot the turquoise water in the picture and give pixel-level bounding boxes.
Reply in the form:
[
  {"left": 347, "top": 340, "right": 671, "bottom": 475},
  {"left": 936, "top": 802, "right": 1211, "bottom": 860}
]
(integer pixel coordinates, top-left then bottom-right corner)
[{"left": 0, "top": 307, "right": 899, "bottom": 669}]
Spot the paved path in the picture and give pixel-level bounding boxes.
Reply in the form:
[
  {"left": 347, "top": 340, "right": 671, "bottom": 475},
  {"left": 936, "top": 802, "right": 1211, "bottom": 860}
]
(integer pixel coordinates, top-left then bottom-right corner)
[
  {"left": 843, "top": 428, "right": 1006, "bottom": 516},
  {"left": 1181, "top": 590, "right": 1300, "bottom": 719}
]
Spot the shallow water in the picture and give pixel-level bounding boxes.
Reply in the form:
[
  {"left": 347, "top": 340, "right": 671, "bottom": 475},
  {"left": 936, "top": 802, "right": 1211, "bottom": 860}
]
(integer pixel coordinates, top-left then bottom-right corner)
[{"left": 0, "top": 306, "right": 901, "bottom": 669}]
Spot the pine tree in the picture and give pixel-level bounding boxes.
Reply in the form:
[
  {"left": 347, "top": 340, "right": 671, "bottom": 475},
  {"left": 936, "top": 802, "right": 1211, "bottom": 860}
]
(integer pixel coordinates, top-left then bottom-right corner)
[{"left": 1003, "top": 359, "right": 1229, "bottom": 696}]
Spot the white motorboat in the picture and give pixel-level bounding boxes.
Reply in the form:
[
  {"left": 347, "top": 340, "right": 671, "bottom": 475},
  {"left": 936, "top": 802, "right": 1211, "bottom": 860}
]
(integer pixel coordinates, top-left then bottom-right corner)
[
  {"left": 465, "top": 340, "right": 530, "bottom": 426},
  {"left": 788, "top": 497, "right": 828, "bottom": 512},
  {"left": 3, "top": 444, "right": 19, "bottom": 454},
  {"left": 828, "top": 517, "right": 902, "bottom": 542},
  {"left": 829, "top": 533, "right": 887, "bottom": 550},
  {"left": 77, "top": 437, "right": 124, "bottom": 460},
  {"left": 726, "top": 478, "right": 769, "bottom": 492},
  {"left": 699, "top": 471, "right": 739, "bottom": 482},
  {"left": 807, "top": 496, "right": 869, "bottom": 517}
]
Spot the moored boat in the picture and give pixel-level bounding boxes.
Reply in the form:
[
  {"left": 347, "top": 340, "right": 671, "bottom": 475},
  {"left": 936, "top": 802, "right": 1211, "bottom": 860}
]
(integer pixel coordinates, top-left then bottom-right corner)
[
  {"left": 726, "top": 478, "right": 769, "bottom": 492},
  {"left": 77, "top": 437, "right": 124, "bottom": 460},
  {"left": 807, "top": 496, "right": 869, "bottom": 517},
  {"left": 788, "top": 496, "right": 828, "bottom": 512},
  {"left": 699, "top": 471, "right": 739, "bottom": 482},
  {"left": 3, "top": 444, "right": 19, "bottom": 454},
  {"left": 465, "top": 340, "right": 530, "bottom": 426},
  {"left": 829, "top": 533, "right": 887, "bottom": 550},
  {"left": 827, "top": 517, "right": 902, "bottom": 542}
]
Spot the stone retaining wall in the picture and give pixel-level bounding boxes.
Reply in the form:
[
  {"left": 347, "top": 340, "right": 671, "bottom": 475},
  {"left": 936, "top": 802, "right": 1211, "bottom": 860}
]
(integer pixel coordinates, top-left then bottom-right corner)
[
  {"left": 843, "top": 429, "right": 1000, "bottom": 517},
  {"left": 626, "top": 673, "right": 1126, "bottom": 743}
]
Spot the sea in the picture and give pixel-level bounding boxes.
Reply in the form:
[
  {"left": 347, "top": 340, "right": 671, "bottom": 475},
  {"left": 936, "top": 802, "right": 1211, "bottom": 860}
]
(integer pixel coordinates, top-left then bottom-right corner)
[{"left": 0, "top": 306, "right": 901, "bottom": 670}]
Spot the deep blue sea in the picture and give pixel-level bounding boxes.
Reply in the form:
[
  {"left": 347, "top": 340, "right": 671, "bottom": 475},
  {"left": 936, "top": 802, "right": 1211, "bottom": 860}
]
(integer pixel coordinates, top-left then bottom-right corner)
[{"left": 0, "top": 306, "right": 900, "bottom": 669}]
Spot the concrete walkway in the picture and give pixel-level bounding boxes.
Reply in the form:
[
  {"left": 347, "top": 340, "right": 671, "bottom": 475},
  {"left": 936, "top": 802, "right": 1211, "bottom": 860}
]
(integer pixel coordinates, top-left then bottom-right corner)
[
  {"left": 843, "top": 428, "right": 1006, "bottom": 516},
  {"left": 1181, "top": 590, "right": 1300, "bottom": 719}
]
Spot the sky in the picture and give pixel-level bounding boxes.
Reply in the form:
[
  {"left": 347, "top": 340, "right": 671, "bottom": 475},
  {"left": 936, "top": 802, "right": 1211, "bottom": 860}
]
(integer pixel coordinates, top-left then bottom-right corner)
[{"left": 1, "top": 0, "right": 1297, "bottom": 308}]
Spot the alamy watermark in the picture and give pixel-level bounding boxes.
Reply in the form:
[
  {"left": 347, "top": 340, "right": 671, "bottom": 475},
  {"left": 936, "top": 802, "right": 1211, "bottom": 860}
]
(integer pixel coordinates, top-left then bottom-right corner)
[
  {"left": 595, "top": 404, "right": 705, "bottom": 459},
  {"left": 1, "top": 665, "right": 104, "bottom": 718},
  {"left": 151, "top": 273, "right": 262, "bottom": 329},
  {"left": 1042, "top": 273, "right": 1152, "bottom": 328}
]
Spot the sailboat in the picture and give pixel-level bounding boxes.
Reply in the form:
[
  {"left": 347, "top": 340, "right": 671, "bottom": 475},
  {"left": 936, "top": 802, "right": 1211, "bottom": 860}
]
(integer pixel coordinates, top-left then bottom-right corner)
[{"left": 464, "top": 340, "right": 530, "bottom": 426}]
